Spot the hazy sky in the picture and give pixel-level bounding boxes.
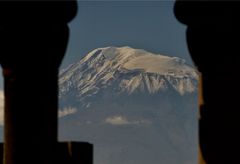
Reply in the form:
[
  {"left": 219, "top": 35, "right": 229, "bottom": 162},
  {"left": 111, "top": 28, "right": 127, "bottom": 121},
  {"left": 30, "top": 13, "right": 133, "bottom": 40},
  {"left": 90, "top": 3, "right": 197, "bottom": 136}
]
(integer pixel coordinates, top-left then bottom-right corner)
[
  {"left": 0, "top": 1, "right": 192, "bottom": 87},
  {"left": 61, "top": 1, "right": 191, "bottom": 68}
]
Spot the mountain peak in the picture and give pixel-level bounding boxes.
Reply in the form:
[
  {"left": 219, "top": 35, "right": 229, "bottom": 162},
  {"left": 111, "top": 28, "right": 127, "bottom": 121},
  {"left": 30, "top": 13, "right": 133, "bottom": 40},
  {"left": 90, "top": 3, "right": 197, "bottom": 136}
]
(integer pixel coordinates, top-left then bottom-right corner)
[
  {"left": 59, "top": 46, "right": 198, "bottom": 97},
  {"left": 83, "top": 46, "right": 197, "bottom": 77}
]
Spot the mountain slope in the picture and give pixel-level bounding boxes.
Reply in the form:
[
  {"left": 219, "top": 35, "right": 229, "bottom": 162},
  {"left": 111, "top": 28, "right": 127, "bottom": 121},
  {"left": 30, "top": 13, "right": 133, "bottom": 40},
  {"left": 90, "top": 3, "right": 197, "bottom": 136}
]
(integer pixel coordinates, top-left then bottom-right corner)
[
  {"left": 58, "top": 46, "right": 198, "bottom": 164},
  {"left": 59, "top": 46, "right": 197, "bottom": 98}
]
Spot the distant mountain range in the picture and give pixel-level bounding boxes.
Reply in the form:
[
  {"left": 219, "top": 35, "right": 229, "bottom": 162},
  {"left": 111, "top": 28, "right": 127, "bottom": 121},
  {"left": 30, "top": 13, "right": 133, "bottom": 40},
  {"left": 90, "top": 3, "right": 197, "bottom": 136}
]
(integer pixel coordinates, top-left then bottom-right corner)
[{"left": 58, "top": 47, "right": 199, "bottom": 164}]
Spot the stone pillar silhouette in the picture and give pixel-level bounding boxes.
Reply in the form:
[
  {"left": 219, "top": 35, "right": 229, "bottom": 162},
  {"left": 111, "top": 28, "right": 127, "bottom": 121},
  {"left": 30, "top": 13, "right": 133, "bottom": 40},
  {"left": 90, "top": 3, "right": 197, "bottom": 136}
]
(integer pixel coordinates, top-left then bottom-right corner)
[
  {"left": 174, "top": 1, "right": 240, "bottom": 163},
  {"left": 0, "top": 1, "right": 77, "bottom": 164}
]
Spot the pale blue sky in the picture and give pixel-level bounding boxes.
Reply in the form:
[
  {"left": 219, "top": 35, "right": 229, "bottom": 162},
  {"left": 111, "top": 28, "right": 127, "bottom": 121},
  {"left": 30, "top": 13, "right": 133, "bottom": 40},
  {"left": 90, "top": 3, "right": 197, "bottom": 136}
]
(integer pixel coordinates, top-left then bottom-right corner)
[{"left": 61, "top": 1, "right": 191, "bottom": 68}]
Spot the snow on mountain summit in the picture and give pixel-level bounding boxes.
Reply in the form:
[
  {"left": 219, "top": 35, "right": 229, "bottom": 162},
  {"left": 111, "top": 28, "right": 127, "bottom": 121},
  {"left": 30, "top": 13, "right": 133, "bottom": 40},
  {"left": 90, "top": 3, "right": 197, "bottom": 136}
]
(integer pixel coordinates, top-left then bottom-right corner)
[
  {"left": 59, "top": 46, "right": 198, "bottom": 98},
  {"left": 80, "top": 46, "right": 197, "bottom": 78}
]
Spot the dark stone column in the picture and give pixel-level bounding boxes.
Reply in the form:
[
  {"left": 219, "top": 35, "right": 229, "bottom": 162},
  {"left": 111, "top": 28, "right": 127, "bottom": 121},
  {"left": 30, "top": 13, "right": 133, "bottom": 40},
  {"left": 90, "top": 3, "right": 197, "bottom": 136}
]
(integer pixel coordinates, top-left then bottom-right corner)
[
  {"left": 0, "top": 1, "right": 77, "bottom": 164},
  {"left": 174, "top": 1, "right": 240, "bottom": 163}
]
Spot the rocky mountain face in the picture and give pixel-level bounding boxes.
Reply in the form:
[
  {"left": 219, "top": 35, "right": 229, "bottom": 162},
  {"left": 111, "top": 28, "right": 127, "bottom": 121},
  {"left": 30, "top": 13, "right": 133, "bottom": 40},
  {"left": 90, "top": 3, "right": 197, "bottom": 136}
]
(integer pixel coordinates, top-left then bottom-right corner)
[{"left": 58, "top": 46, "right": 199, "bottom": 164}]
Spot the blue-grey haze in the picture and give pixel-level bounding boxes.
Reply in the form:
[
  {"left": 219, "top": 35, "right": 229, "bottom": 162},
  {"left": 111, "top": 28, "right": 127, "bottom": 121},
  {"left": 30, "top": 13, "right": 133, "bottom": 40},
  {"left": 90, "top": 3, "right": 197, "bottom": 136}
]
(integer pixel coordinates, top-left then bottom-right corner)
[{"left": 63, "top": 1, "right": 191, "bottom": 67}]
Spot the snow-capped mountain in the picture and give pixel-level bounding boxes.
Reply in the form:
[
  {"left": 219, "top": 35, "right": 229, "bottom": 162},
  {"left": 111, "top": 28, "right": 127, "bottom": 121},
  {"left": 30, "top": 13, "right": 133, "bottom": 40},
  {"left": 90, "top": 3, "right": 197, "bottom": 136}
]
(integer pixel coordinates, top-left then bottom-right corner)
[
  {"left": 58, "top": 46, "right": 198, "bottom": 164},
  {"left": 59, "top": 46, "right": 198, "bottom": 104}
]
